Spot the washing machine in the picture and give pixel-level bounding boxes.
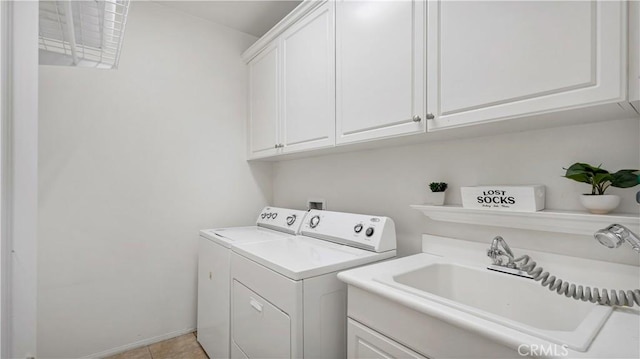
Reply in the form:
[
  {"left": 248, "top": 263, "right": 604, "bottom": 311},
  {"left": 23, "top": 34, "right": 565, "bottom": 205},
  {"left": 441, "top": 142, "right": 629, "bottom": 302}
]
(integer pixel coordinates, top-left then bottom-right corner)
[
  {"left": 230, "top": 209, "right": 397, "bottom": 359},
  {"left": 197, "top": 207, "right": 308, "bottom": 359}
]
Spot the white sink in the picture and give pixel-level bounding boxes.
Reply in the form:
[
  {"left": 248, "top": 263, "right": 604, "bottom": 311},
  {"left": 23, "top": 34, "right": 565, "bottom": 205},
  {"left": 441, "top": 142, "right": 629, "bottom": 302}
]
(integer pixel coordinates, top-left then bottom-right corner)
[{"left": 375, "top": 262, "right": 613, "bottom": 352}]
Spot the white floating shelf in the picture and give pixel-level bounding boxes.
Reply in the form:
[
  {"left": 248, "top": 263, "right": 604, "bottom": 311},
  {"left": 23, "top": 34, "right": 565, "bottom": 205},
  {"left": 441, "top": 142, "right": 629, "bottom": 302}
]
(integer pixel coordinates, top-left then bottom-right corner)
[{"left": 410, "top": 204, "right": 640, "bottom": 236}]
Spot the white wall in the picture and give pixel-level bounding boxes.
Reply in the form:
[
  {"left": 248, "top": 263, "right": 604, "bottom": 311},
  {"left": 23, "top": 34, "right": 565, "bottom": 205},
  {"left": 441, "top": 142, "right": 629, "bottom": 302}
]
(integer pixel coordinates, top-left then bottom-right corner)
[
  {"left": 38, "top": 2, "right": 271, "bottom": 358},
  {"left": 5, "top": 1, "right": 39, "bottom": 358},
  {"left": 274, "top": 118, "right": 640, "bottom": 266}
]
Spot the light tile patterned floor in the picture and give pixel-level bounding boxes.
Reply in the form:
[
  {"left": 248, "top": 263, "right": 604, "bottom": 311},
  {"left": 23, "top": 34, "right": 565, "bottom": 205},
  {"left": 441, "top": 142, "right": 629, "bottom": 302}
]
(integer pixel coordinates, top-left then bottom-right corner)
[{"left": 105, "top": 333, "right": 208, "bottom": 359}]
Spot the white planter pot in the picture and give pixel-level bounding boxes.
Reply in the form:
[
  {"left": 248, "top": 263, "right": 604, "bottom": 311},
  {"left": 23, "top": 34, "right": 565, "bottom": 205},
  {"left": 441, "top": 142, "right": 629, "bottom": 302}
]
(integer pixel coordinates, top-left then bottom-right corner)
[
  {"left": 579, "top": 194, "right": 621, "bottom": 214},
  {"left": 425, "top": 191, "right": 446, "bottom": 206}
]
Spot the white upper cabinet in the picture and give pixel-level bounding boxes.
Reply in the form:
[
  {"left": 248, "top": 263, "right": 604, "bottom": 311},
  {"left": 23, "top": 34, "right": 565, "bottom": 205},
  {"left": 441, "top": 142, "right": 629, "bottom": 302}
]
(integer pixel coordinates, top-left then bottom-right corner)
[
  {"left": 248, "top": 43, "right": 279, "bottom": 159},
  {"left": 281, "top": 2, "right": 335, "bottom": 153},
  {"left": 336, "top": 0, "right": 425, "bottom": 144},
  {"left": 245, "top": 0, "right": 632, "bottom": 159},
  {"left": 246, "top": 1, "right": 335, "bottom": 159},
  {"left": 427, "top": 0, "right": 627, "bottom": 130}
]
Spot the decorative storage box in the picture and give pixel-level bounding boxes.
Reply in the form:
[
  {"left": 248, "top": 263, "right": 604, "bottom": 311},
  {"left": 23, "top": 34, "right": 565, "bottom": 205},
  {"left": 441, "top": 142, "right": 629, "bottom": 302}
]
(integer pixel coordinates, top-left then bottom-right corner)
[{"left": 460, "top": 185, "right": 546, "bottom": 212}]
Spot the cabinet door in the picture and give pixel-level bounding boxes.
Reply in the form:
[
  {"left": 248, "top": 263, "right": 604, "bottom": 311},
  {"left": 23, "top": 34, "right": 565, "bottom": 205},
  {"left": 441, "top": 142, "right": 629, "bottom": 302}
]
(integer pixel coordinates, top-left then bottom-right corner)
[
  {"left": 336, "top": 0, "right": 425, "bottom": 144},
  {"left": 427, "top": 0, "right": 626, "bottom": 130},
  {"left": 281, "top": 2, "right": 335, "bottom": 153},
  {"left": 248, "top": 43, "right": 280, "bottom": 158},
  {"left": 348, "top": 319, "right": 428, "bottom": 359}
]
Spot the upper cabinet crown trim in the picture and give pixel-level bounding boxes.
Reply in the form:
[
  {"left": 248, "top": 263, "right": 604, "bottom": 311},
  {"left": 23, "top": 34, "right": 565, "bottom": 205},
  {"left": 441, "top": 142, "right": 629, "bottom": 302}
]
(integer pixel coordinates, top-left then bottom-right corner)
[{"left": 242, "top": 0, "right": 326, "bottom": 63}]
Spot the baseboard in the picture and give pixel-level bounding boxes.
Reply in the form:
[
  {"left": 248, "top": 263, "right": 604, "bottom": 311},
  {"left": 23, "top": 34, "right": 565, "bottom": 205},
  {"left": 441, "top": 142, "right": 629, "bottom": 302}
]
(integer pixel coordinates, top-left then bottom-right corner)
[{"left": 81, "top": 327, "right": 196, "bottom": 359}]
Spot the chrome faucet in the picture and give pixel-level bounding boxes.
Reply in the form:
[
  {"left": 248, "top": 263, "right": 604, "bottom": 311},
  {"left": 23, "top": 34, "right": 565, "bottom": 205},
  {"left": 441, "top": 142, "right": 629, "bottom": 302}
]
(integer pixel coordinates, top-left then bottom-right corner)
[
  {"left": 487, "top": 236, "right": 517, "bottom": 268},
  {"left": 486, "top": 236, "right": 533, "bottom": 278},
  {"left": 594, "top": 224, "right": 640, "bottom": 253}
]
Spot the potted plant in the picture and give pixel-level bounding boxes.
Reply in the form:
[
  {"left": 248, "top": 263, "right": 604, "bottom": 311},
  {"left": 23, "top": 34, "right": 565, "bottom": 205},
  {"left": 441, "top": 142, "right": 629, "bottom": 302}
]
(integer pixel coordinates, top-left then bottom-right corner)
[
  {"left": 563, "top": 163, "right": 639, "bottom": 214},
  {"left": 425, "top": 182, "right": 448, "bottom": 206}
]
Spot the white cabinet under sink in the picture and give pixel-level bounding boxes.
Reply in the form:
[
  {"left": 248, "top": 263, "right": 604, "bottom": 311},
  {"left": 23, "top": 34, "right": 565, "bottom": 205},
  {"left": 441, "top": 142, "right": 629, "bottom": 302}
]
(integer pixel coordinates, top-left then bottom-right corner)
[
  {"left": 348, "top": 319, "right": 427, "bottom": 359},
  {"left": 426, "top": 0, "right": 627, "bottom": 130},
  {"left": 336, "top": 0, "right": 426, "bottom": 144}
]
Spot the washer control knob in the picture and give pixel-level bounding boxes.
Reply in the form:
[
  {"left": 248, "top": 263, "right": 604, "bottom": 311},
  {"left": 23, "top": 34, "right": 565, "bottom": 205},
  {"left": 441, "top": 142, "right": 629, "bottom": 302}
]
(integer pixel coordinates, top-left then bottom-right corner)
[
  {"left": 266, "top": 213, "right": 272, "bottom": 219},
  {"left": 354, "top": 224, "right": 363, "bottom": 233},
  {"left": 365, "top": 227, "right": 375, "bottom": 237},
  {"left": 272, "top": 213, "right": 277, "bottom": 219},
  {"left": 309, "top": 215, "right": 320, "bottom": 228},
  {"left": 286, "top": 214, "right": 296, "bottom": 226},
  {"left": 261, "top": 213, "right": 266, "bottom": 219}
]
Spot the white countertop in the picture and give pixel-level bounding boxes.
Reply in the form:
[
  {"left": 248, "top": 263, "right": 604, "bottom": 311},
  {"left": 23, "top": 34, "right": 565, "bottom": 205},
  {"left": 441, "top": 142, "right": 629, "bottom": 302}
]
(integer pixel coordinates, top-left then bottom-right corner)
[{"left": 337, "top": 236, "right": 640, "bottom": 359}]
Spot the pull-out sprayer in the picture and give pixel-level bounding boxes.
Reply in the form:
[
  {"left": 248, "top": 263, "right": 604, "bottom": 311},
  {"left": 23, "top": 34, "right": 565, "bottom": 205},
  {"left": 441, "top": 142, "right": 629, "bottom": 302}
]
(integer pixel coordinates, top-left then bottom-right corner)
[
  {"left": 594, "top": 224, "right": 640, "bottom": 252},
  {"left": 488, "top": 224, "right": 640, "bottom": 307}
]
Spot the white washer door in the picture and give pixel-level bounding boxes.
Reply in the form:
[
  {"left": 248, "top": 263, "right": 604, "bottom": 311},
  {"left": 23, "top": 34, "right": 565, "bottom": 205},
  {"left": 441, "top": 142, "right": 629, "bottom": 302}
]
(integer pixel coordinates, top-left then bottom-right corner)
[{"left": 232, "top": 280, "right": 291, "bottom": 358}]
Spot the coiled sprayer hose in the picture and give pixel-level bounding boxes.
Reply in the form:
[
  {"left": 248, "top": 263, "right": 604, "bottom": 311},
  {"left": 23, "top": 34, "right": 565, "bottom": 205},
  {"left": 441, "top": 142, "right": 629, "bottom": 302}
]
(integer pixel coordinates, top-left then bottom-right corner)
[{"left": 514, "top": 255, "right": 640, "bottom": 307}]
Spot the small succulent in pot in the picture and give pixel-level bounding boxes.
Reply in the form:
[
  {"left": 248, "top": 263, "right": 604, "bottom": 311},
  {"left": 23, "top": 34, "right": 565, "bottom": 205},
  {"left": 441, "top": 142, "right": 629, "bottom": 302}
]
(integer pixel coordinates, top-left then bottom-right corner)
[
  {"left": 429, "top": 182, "right": 448, "bottom": 193},
  {"left": 426, "top": 182, "right": 448, "bottom": 205},
  {"left": 563, "top": 163, "right": 639, "bottom": 214}
]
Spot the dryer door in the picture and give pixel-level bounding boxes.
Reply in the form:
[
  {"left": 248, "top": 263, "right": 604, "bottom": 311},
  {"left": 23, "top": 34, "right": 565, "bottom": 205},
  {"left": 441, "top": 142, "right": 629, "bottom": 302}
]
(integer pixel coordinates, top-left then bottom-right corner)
[{"left": 232, "top": 280, "right": 291, "bottom": 358}]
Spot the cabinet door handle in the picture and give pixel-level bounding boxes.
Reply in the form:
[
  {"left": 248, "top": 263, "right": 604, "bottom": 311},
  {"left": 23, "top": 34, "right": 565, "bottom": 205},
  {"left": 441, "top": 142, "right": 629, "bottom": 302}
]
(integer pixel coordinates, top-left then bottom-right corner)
[
  {"left": 274, "top": 144, "right": 279, "bottom": 149},
  {"left": 412, "top": 115, "right": 422, "bottom": 122},
  {"left": 249, "top": 298, "right": 263, "bottom": 313},
  {"left": 426, "top": 113, "right": 435, "bottom": 120}
]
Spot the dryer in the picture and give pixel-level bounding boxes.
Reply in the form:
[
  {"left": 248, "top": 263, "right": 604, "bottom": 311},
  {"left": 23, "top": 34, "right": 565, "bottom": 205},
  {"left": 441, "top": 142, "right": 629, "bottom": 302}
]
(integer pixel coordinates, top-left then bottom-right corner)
[
  {"left": 197, "top": 207, "right": 308, "bottom": 359},
  {"left": 230, "top": 209, "right": 397, "bottom": 359}
]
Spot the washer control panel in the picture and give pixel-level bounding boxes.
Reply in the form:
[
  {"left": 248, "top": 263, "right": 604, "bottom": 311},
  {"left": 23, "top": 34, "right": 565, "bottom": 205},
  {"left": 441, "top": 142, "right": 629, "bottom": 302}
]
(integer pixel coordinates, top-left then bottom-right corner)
[
  {"left": 256, "top": 207, "right": 308, "bottom": 234},
  {"left": 301, "top": 210, "right": 396, "bottom": 252}
]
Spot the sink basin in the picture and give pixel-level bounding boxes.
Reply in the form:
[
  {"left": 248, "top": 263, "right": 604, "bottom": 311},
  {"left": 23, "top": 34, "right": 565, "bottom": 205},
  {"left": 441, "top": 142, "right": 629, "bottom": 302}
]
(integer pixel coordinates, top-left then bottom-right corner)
[{"left": 375, "top": 262, "right": 613, "bottom": 351}]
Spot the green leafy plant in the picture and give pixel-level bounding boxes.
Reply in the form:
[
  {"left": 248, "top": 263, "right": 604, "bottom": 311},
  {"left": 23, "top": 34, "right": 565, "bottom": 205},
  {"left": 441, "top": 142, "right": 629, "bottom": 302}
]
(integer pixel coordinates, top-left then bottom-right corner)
[
  {"left": 563, "top": 163, "right": 639, "bottom": 195},
  {"left": 429, "top": 182, "right": 448, "bottom": 192}
]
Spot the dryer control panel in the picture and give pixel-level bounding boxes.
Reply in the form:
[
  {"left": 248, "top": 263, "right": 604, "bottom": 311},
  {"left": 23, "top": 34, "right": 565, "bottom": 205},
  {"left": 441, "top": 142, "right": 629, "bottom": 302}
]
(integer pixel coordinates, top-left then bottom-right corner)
[
  {"left": 300, "top": 210, "right": 396, "bottom": 252},
  {"left": 256, "top": 207, "right": 308, "bottom": 234}
]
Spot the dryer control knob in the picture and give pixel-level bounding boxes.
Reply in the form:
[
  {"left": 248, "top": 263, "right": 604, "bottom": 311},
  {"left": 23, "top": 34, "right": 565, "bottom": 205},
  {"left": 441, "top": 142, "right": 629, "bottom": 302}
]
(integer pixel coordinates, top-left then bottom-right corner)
[
  {"left": 354, "top": 224, "right": 363, "bottom": 233},
  {"left": 286, "top": 215, "right": 296, "bottom": 226},
  {"left": 272, "top": 213, "right": 278, "bottom": 219},
  {"left": 261, "top": 213, "right": 266, "bottom": 219},
  {"left": 365, "top": 227, "right": 375, "bottom": 237},
  {"left": 310, "top": 215, "right": 320, "bottom": 228}
]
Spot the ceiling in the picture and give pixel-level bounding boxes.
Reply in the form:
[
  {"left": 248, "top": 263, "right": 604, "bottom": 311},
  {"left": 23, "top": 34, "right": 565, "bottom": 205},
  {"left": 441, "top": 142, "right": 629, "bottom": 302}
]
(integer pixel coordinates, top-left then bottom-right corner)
[{"left": 157, "top": 1, "right": 302, "bottom": 37}]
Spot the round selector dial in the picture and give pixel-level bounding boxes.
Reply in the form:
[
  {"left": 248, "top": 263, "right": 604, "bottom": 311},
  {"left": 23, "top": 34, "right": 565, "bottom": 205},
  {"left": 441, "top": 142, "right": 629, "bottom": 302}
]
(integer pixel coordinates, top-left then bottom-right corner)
[
  {"left": 272, "top": 213, "right": 278, "bottom": 219},
  {"left": 354, "top": 224, "right": 363, "bottom": 233},
  {"left": 286, "top": 214, "right": 297, "bottom": 226},
  {"left": 266, "top": 213, "right": 272, "bottom": 219},
  {"left": 365, "top": 227, "right": 375, "bottom": 237},
  {"left": 309, "top": 215, "right": 321, "bottom": 228},
  {"left": 261, "top": 213, "right": 266, "bottom": 219}
]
